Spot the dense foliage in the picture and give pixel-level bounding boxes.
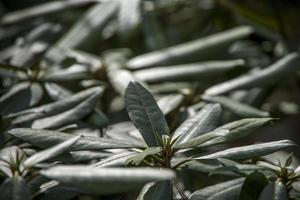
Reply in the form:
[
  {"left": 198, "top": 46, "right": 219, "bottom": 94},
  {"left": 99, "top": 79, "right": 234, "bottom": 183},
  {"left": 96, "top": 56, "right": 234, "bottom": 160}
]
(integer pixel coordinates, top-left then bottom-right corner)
[{"left": 0, "top": 0, "right": 300, "bottom": 199}]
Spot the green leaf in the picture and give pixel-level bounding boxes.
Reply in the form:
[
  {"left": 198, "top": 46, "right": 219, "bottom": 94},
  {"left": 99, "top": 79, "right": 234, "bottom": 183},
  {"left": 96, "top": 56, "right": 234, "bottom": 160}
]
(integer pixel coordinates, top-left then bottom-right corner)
[
  {"left": 189, "top": 178, "right": 244, "bottom": 200},
  {"left": 0, "top": 82, "right": 42, "bottom": 116},
  {"left": 198, "top": 118, "right": 274, "bottom": 147},
  {"left": 205, "top": 52, "right": 300, "bottom": 95},
  {"left": 173, "top": 103, "right": 222, "bottom": 144},
  {"left": 211, "top": 158, "right": 272, "bottom": 176},
  {"left": 201, "top": 95, "right": 270, "bottom": 118},
  {"left": 173, "top": 129, "right": 229, "bottom": 149},
  {"left": 41, "top": 166, "right": 175, "bottom": 195},
  {"left": 94, "top": 151, "right": 137, "bottom": 167},
  {"left": 126, "top": 26, "right": 254, "bottom": 69},
  {"left": 125, "top": 147, "right": 162, "bottom": 166},
  {"left": 0, "top": 177, "right": 32, "bottom": 200},
  {"left": 157, "top": 93, "right": 184, "bottom": 115},
  {"left": 0, "top": 146, "right": 27, "bottom": 177},
  {"left": 31, "top": 89, "right": 102, "bottom": 129},
  {"left": 8, "top": 128, "right": 144, "bottom": 150},
  {"left": 137, "top": 181, "right": 173, "bottom": 200},
  {"left": 239, "top": 171, "right": 268, "bottom": 200},
  {"left": 274, "top": 181, "right": 288, "bottom": 200},
  {"left": 117, "top": 0, "right": 141, "bottom": 40},
  {"left": 195, "top": 140, "right": 296, "bottom": 160},
  {"left": 133, "top": 59, "right": 245, "bottom": 83},
  {"left": 104, "top": 50, "right": 146, "bottom": 95},
  {"left": 6, "top": 87, "right": 103, "bottom": 128},
  {"left": 45, "top": 1, "right": 118, "bottom": 62},
  {"left": 23, "top": 135, "right": 81, "bottom": 167},
  {"left": 125, "top": 82, "right": 169, "bottom": 147}
]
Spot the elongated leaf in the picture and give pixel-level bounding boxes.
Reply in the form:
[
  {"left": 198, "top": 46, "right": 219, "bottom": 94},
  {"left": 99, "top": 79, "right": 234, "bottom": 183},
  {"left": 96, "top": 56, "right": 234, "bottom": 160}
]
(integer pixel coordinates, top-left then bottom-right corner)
[
  {"left": 173, "top": 104, "right": 222, "bottom": 144},
  {"left": 31, "top": 91, "right": 101, "bottom": 129},
  {"left": 94, "top": 151, "right": 137, "bottom": 167},
  {"left": 0, "top": 146, "right": 27, "bottom": 177},
  {"left": 134, "top": 59, "right": 245, "bottom": 83},
  {"left": 48, "top": 1, "right": 118, "bottom": 54},
  {"left": 0, "top": 82, "right": 42, "bottom": 116},
  {"left": 239, "top": 171, "right": 268, "bottom": 200},
  {"left": 137, "top": 181, "right": 173, "bottom": 200},
  {"left": 0, "top": 177, "right": 32, "bottom": 200},
  {"left": 195, "top": 140, "right": 295, "bottom": 160},
  {"left": 125, "top": 82, "right": 169, "bottom": 147},
  {"left": 189, "top": 178, "right": 244, "bottom": 200},
  {"left": 173, "top": 129, "right": 229, "bottom": 149},
  {"left": 157, "top": 93, "right": 183, "bottom": 115},
  {"left": 259, "top": 181, "right": 288, "bottom": 200},
  {"left": 205, "top": 52, "right": 300, "bottom": 95},
  {"left": 199, "top": 118, "right": 274, "bottom": 147},
  {"left": 41, "top": 166, "right": 175, "bottom": 195},
  {"left": 24, "top": 135, "right": 81, "bottom": 167},
  {"left": 8, "top": 128, "right": 144, "bottom": 150},
  {"left": 125, "top": 147, "right": 162, "bottom": 166},
  {"left": 201, "top": 95, "right": 269, "bottom": 118},
  {"left": 274, "top": 181, "right": 288, "bottom": 200},
  {"left": 117, "top": 0, "right": 141, "bottom": 40},
  {"left": 7, "top": 87, "right": 103, "bottom": 126},
  {"left": 0, "top": 0, "right": 97, "bottom": 25},
  {"left": 127, "top": 26, "right": 254, "bottom": 69},
  {"left": 104, "top": 50, "right": 146, "bottom": 95},
  {"left": 69, "top": 150, "right": 111, "bottom": 162}
]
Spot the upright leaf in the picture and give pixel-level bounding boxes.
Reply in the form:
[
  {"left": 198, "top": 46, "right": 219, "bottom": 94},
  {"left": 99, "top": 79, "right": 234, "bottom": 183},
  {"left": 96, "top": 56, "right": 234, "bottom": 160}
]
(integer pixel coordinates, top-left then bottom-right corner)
[
  {"left": 125, "top": 82, "right": 169, "bottom": 147},
  {"left": 239, "top": 171, "right": 268, "bottom": 200},
  {"left": 0, "top": 177, "right": 32, "bottom": 200}
]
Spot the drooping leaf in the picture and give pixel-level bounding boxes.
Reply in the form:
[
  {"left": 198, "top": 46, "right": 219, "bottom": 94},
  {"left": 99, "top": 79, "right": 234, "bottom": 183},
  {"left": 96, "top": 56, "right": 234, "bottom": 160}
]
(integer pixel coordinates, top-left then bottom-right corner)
[
  {"left": 41, "top": 166, "right": 175, "bottom": 195},
  {"left": 0, "top": 177, "right": 32, "bottom": 200},
  {"left": 137, "top": 181, "right": 173, "bottom": 200},
  {"left": 201, "top": 95, "right": 270, "bottom": 118},
  {"left": 189, "top": 178, "right": 244, "bottom": 200},
  {"left": 239, "top": 171, "right": 268, "bottom": 200},
  {"left": 205, "top": 52, "right": 300, "bottom": 95},
  {"left": 173, "top": 103, "right": 222, "bottom": 144},
  {"left": 195, "top": 140, "right": 296, "bottom": 160},
  {"left": 8, "top": 128, "right": 144, "bottom": 150},
  {"left": 125, "top": 82, "right": 169, "bottom": 147},
  {"left": 126, "top": 26, "right": 254, "bottom": 69},
  {"left": 23, "top": 135, "right": 81, "bottom": 167}
]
